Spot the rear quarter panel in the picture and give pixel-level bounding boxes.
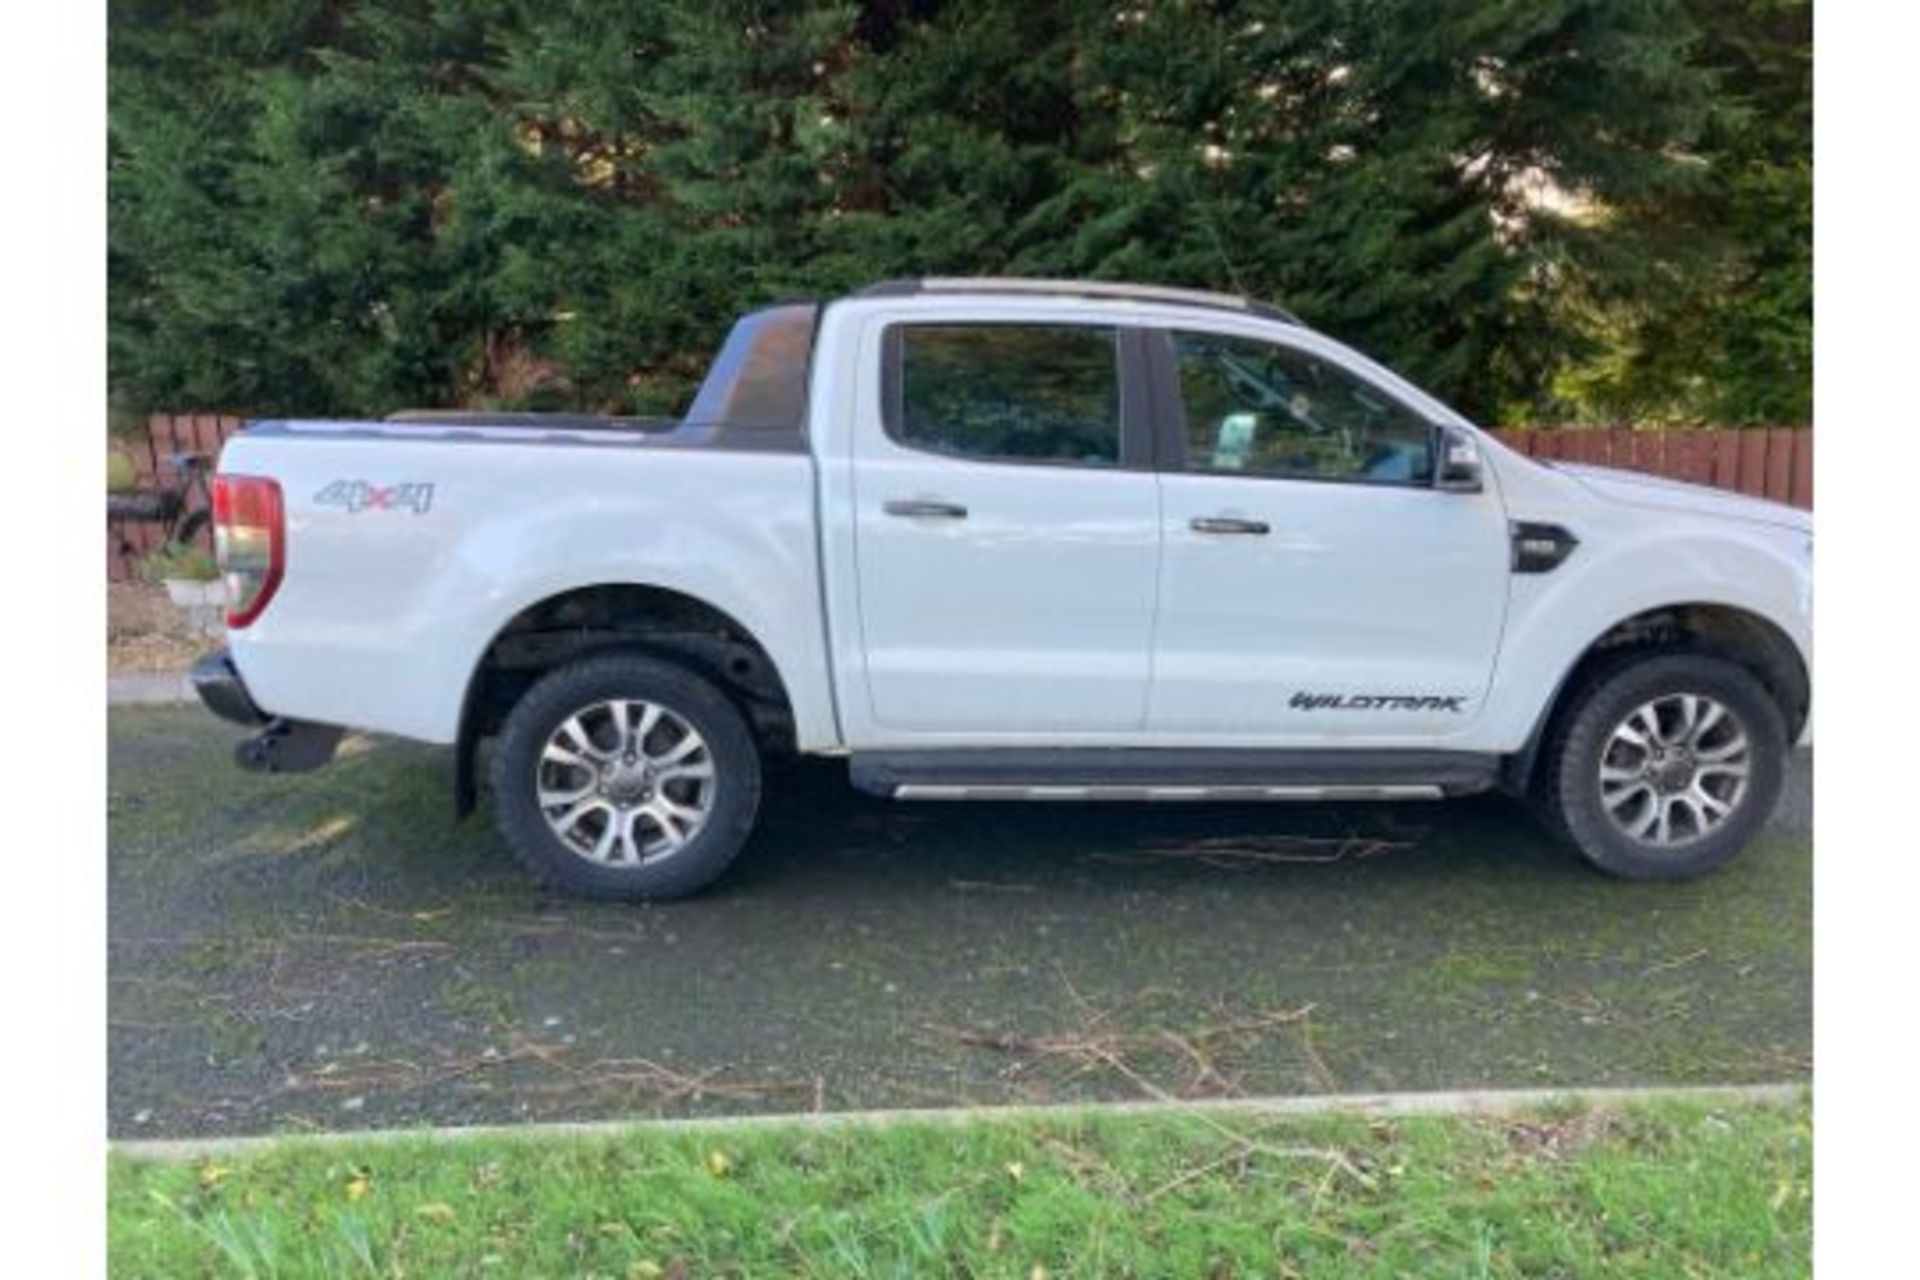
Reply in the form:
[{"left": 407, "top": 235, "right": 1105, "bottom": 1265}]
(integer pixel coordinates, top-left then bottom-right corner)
[{"left": 219, "top": 424, "right": 835, "bottom": 747}]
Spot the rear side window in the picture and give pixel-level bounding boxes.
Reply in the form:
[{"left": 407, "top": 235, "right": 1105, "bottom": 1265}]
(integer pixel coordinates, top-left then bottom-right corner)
[{"left": 891, "top": 325, "right": 1120, "bottom": 467}]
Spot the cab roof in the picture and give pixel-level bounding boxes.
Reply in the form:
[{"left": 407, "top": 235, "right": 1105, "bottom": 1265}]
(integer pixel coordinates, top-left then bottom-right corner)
[{"left": 852, "top": 277, "right": 1301, "bottom": 325}]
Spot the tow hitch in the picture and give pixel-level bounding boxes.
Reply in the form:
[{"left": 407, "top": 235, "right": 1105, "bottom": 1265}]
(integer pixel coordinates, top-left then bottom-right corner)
[
  {"left": 235, "top": 718, "right": 343, "bottom": 774},
  {"left": 193, "top": 648, "right": 343, "bottom": 773}
]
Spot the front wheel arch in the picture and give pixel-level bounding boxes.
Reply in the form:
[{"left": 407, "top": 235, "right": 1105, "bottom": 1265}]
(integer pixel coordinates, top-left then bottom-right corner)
[
  {"left": 1541, "top": 650, "right": 1787, "bottom": 879},
  {"left": 1502, "top": 602, "right": 1808, "bottom": 798}
]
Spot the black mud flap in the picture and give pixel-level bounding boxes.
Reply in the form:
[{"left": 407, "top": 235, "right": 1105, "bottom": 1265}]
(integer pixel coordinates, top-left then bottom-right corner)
[{"left": 235, "top": 719, "right": 344, "bottom": 774}]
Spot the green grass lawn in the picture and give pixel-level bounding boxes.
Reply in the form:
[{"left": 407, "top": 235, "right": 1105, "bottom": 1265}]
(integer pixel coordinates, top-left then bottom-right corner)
[{"left": 110, "top": 1096, "right": 1809, "bottom": 1278}]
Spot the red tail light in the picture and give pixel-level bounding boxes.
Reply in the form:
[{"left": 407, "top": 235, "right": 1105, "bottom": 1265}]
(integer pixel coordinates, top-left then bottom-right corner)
[{"left": 211, "top": 474, "right": 284, "bottom": 628}]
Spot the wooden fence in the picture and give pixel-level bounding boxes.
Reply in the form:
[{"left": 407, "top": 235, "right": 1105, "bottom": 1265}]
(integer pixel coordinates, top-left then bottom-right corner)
[
  {"left": 1495, "top": 426, "right": 1812, "bottom": 510},
  {"left": 105, "top": 415, "right": 1811, "bottom": 583}
]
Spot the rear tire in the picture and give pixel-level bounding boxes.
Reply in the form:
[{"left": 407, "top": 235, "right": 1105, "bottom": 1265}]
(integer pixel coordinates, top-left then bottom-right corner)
[
  {"left": 489, "top": 652, "right": 762, "bottom": 901},
  {"left": 1544, "top": 652, "right": 1786, "bottom": 880}
]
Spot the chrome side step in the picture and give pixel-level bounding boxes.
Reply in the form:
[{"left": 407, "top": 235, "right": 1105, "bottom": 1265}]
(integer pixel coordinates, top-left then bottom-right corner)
[
  {"left": 891, "top": 783, "right": 1445, "bottom": 802},
  {"left": 849, "top": 748, "right": 1501, "bottom": 801}
]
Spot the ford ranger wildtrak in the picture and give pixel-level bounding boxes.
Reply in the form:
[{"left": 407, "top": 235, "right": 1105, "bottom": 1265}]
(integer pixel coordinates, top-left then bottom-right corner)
[{"left": 191, "top": 278, "right": 1813, "bottom": 899}]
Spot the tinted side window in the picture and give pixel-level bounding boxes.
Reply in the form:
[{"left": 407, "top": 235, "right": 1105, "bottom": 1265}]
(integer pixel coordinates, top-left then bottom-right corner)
[
  {"left": 1172, "top": 331, "right": 1434, "bottom": 485},
  {"left": 895, "top": 325, "right": 1120, "bottom": 467}
]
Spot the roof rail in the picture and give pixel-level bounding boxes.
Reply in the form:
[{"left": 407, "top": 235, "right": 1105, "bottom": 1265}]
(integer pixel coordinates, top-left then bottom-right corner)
[{"left": 853, "top": 277, "right": 1301, "bottom": 325}]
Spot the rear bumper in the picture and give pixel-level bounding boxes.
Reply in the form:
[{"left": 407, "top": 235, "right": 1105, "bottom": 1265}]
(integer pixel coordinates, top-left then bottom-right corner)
[
  {"left": 193, "top": 648, "right": 344, "bottom": 772},
  {"left": 192, "top": 649, "right": 269, "bottom": 726}
]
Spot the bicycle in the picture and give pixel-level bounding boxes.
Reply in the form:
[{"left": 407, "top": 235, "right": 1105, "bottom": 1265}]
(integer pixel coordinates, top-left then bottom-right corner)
[{"left": 108, "top": 451, "right": 215, "bottom": 562}]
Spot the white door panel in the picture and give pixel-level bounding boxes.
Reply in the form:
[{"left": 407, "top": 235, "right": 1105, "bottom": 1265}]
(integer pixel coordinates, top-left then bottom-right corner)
[
  {"left": 848, "top": 318, "right": 1161, "bottom": 736},
  {"left": 1144, "top": 318, "right": 1513, "bottom": 741},
  {"left": 1150, "top": 476, "right": 1509, "bottom": 737},
  {"left": 854, "top": 454, "right": 1160, "bottom": 731}
]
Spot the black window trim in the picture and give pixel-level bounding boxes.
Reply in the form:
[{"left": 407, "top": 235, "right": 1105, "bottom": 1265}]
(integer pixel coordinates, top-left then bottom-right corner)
[
  {"left": 1145, "top": 327, "right": 1446, "bottom": 491},
  {"left": 879, "top": 320, "right": 1156, "bottom": 473}
]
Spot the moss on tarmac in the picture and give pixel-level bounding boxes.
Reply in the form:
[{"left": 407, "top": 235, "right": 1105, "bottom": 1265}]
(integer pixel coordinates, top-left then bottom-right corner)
[{"left": 109, "top": 707, "right": 1810, "bottom": 1139}]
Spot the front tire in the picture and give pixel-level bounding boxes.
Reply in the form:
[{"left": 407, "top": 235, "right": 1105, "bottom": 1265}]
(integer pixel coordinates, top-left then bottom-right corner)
[
  {"left": 1544, "top": 652, "right": 1786, "bottom": 880},
  {"left": 489, "top": 652, "right": 762, "bottom": 901}
]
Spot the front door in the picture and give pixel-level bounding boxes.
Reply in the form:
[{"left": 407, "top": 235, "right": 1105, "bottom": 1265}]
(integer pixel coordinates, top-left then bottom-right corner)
[
  {"left": 1145, "top": 325, "right": 1511, "bottom": 741},
  {"left": 851, "top": 321, "right": 1161, "bottom": 735}
]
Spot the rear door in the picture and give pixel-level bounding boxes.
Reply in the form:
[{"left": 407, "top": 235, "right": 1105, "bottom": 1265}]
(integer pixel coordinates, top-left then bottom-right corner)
[
  {"left": 1145, "top": 324, "right": 1511, "bottom": 741},
  {"left": 850, "top": 320, "right": 1161, "bottom": 735}
]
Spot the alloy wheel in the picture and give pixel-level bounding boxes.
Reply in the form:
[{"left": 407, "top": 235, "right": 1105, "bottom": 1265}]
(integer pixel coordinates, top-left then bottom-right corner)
[
  {"left": 1597, "top": 693, "right": 1752, "bottom": 848},
  {"left": 534, "top": 699, "right": 717, "bottom": 865}
]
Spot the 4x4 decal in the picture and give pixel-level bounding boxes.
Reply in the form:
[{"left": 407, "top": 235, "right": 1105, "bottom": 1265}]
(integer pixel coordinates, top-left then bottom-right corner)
[
  {"left": 314, "top": 480, "right": 435, "bottom": 515},
  {"left": 1290, "top": 692, "right": 1466, "bottom": 712}
]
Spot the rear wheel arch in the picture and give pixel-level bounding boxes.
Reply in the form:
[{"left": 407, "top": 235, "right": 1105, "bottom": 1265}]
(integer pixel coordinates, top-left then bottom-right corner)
[
  {"left": 453, "top": 583, "right": 796, "bottom": 816},
  {"left": 1504, "top": 602, "right": 1809, "bottom": 797}
]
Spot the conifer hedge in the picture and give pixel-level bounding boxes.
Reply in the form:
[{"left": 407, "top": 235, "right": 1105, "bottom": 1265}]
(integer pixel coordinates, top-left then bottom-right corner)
[{"left": 108, "top": 1, "right": 1810, "bottom": 426}]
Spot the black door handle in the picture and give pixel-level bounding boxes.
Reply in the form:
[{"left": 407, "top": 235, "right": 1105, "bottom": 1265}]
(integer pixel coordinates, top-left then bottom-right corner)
[
  {"left": 1190, "top": 515, "right": 1270, "bottom": 536},
  {"left": 884, "top": 499, "right": 969, "bottom": 519}
]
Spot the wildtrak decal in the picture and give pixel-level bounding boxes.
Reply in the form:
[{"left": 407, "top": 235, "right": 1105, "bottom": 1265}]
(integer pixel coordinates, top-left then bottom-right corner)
[
  {"left": 1290, "top": 692, "right": 1466, "bottom": 713},
  {"left": 314, "top": 480, "right": 436, "bottom": 515}
]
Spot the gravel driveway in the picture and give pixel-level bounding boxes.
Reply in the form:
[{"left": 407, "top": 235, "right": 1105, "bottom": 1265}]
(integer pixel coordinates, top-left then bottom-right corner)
[{"left": 109, "top": 707, "right": 1811, "bottom": 1139}]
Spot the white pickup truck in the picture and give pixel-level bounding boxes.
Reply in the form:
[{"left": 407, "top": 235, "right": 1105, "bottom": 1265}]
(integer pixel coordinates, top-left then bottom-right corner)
[{"left": 193, "top": 278, "right": 1812, "bottom": 900}]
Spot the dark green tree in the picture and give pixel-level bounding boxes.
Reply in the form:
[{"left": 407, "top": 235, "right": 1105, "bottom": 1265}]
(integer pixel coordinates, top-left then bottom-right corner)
[
  {"left": 1549, "top": 0, "right": 1811, "bottom": 424},
  {"left": 107, "top": 0, "right": 1808, "bottom": 426}
]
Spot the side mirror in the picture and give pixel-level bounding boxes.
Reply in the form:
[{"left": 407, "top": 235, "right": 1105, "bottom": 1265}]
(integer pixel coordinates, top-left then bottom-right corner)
[{"left": 1434, "top": 425, "right": 1484, "bottom": 493}]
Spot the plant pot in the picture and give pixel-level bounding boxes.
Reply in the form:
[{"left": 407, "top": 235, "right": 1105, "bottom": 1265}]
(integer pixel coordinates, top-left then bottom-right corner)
[
  {"left": 162, "top": 578, "right": 228, "bottom": 640},
  {"left": 163, "top": 578, "right": 224, "bottom": 609}
]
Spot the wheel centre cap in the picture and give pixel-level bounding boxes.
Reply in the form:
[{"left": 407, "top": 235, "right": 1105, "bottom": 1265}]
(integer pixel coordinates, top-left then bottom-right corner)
[
  {"left": 1651, "top": 754, "right": 1694, "bottom": 793},
  {"left": 603, "top": 761, "right": 653, "bottom": 803}
]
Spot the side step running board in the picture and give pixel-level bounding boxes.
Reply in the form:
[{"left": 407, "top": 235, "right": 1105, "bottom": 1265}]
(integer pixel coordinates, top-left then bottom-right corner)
[
  {"left": 851, "top": 748, "right": 1499, "bottom": 801},
  {"left": 893, "top": 783, "right": 1445, "bottom": 802}
]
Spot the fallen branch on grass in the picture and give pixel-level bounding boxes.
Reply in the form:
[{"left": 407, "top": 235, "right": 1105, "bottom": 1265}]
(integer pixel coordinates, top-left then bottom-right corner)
[
  {"left": 1296, "top": 1010, "right": 1338, "bottom": 1092},
  {"left": 1639, "top": 948, "right": 1708, "bottom": 977},
  {"left": 931, "top": 1004, "right": 1318, "bottom": 1097},
  {"left": 933, "top": 1000, "right": 1374, "bottom": 1199},
  {"left": 113, "top": 932, "right": 453, "bottom": 957},
  {"left": 1088, "top": 833, "right": 1414, "bottom": 870},
  {"left": 948, "top": 879, "right": 1040, "bottom": 894},
  {"left": 277, "top": 1037, "right": 805, "bottom": 1107},
  {"left": 500, "top": 1057, "right": 803, "bottom": 1106},
  {"left": 1084, "top": 1043, "right": 1377, "bottom": 1194}
]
